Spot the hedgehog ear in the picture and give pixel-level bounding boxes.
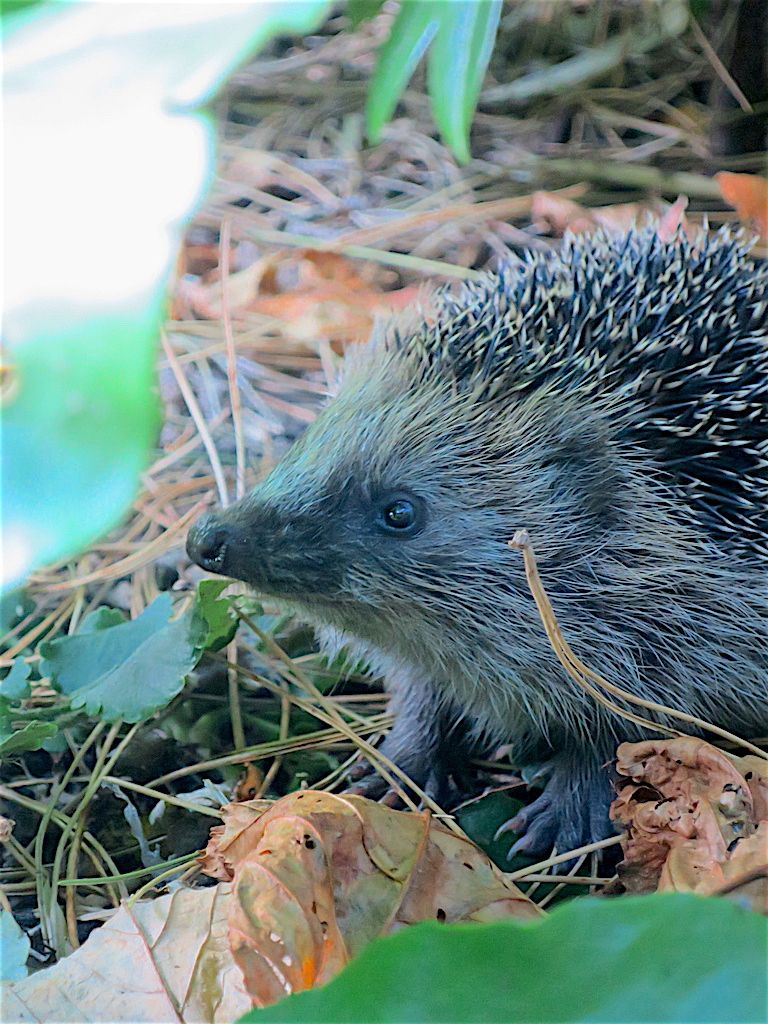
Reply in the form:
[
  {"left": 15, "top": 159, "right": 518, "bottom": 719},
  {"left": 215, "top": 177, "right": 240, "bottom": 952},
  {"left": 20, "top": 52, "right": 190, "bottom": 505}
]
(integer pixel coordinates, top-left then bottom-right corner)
[{"left": 541, "top": 415, "right": 623, "bottom": 521}]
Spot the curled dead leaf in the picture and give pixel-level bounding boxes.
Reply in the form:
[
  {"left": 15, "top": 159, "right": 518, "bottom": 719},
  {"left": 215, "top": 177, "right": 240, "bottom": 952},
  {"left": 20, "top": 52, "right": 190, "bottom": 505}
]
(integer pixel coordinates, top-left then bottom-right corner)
[
  {"left": 611, "top": 737, "right": 767, "bottom": 912},
  {"left": 200, "top": 790, "right": 540, "bottom": 1008}
]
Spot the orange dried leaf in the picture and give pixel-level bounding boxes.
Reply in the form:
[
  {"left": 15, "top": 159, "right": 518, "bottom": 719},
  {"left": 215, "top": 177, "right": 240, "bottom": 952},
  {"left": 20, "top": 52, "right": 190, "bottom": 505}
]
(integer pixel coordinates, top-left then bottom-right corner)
[
  {"left": 611, "top": 737, "right": 768, "bottom": 911},
  {"left": 200, "top": 790, "right": 539, "bottom": 1008},
  {"left": 532, "top": 191, "right": 691, "bottom": 239},
  {"left": 716, "top": 172, "right": 768, "bottom": 240}
]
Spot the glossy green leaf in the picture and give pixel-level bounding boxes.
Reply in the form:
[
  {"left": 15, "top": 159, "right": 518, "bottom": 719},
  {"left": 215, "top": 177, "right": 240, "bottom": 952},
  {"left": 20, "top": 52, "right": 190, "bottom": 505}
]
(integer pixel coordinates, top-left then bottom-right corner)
[
  {"left": 0, "top": 910, "right": 30, "bottom": 982},
  {"left": 366, "top": 1, "right": 440, "bottom": 143},
  {"left": 426, "top": 0, "right": 502, "bottom": 163},
  {"left": 2, "top": 1, "right": 330, "bottom": 591},
  {"left": 246, "top": 895, "right": 767, "bottom": 1023}
]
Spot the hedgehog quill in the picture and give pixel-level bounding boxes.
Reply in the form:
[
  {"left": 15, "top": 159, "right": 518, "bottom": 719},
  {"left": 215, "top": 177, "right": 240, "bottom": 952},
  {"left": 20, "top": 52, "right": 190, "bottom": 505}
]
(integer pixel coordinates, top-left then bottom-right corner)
[{"left": 187, "top": 229, "right": 767, "bottom": 856}]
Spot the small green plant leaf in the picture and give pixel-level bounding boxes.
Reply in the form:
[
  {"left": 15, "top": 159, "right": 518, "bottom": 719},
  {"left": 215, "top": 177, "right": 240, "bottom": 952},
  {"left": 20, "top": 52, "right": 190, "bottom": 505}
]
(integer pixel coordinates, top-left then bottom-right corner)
[
  {"left": 193, "top": 579, "right": 238, "bottom": 652},
  {"left": 366, "top": 1, "right": 440, "bottom": 144},
  {"left": 0, "top": 910, "right": 30, "bottom": 982},
  {"left": 38, "top": 584, "right": 237, "bottom": 723},
  {"left": 426, "top": 0, "right": 502, "bottom": 163},
  {"left": 40, "top": 595, "right": 194, "bottom": 723},
  {"left": 244, "top": 895, "right": 767, "bottom": 1023},
  {"left": 0, "top": 659, "right": 32, "bottom": 702},
  {"left": 347, "top": 0, "right": 384, "bottom": 28},
  {"left": 0, "top": 720, "right": 58, "bottom": 758}
]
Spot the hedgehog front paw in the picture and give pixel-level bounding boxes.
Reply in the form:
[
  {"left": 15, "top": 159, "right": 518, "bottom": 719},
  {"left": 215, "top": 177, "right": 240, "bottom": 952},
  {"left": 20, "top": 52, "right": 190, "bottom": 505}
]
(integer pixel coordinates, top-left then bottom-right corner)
[
  {"left": 344, "top": 744, "right": 459, "bottom": 808},
  {"left": 496, "top": 761, "right": 616, "bottom": 864}
]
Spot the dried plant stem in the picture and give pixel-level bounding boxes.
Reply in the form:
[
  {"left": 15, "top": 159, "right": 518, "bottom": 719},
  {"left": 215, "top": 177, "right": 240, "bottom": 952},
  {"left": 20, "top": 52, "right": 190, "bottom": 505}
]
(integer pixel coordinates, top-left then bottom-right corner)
[
  {"left": 2, "top": 595, "right": 76, "bottom": 662},
  {"left": 162, "top": 330, "right": 229, "bottom": 506},
  {"left": 219, "top": 216, "right": 246, "bottom": 502},
  {"left": 148, "top": 715, "right": 391, "bottom": 788},
  {"left": 510, "top": 530, "right": 768, "bottom": 761},
  {"left": 100, "top": 777, "right": 223, "bottom": 819},
  {"left": 241, "top": 225, "right": 484, "bottom": 281},
  {"left": 33, "top": 504, "right": 204, "bottom": 593},
  {"left": 507, "top": 835, "right": 623, "bottom": 881}
]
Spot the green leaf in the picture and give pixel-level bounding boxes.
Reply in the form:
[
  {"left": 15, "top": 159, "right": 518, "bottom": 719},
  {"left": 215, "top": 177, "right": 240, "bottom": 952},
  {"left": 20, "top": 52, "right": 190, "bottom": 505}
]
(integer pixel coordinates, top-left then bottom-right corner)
[
  {"left": 40, "top": 595, "right": 200, "bottom": 723},
  {"left": 347, "top": 0, "right": 384, "bottom": 29},
  {"left": 366, "top": 1, "right": 440, "bottom": 144},
  {"left": 245, "top": 895, "right": 768, "bottom": 1023},
  {"left": 0, "top": 659, "right": 32, "bottom": 702},
  {"left": 0, "top": 720, "right": 58, "bottom": 757},
  {"left": 3, "top": 1, "right": 331, "bottom": 590},
  {"left": 0, "top": 910, "right": 30, "bottom": 982},
  {"left": 193, "top": 579, "right": 238, "bottom": 653},
  {"left": 0, "top": 588, "right": 35, "bottom": 636},
  {"left": 455, "top": 788, "right": 528, "bottom": 868},
  {"left": 426, "top": 0, "right": 502, "bottom": 163},
  {"left": 80, "top": 607, "right": 128, "bottom": 633},
  {"left": 39, "top": 583, "right": 237, "bottom": 723}
]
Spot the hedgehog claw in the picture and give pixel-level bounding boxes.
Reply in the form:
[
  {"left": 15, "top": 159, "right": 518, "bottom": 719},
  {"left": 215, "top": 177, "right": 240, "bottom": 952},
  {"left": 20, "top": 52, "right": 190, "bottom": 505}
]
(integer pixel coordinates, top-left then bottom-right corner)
[{"left": 500, "top": 763, "right": 616, "bottom": 868}]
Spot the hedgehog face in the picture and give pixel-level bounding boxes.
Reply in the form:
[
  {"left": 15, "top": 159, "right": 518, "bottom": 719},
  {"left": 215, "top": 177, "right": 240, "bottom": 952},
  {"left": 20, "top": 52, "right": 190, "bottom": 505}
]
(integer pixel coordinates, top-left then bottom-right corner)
[
  {"left": 186, "top": 352, "right": 520, "bottom": 634},
  {"left": 186, "top": 331, "right": 624, "bottom": 658}
]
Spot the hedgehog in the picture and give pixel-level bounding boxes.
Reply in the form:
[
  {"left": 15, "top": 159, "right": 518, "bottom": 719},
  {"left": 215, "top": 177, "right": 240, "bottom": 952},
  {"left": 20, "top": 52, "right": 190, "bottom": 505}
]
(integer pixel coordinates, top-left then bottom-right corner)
[{"left": 187, "top": 228, "right": 767, "bottom": 856}]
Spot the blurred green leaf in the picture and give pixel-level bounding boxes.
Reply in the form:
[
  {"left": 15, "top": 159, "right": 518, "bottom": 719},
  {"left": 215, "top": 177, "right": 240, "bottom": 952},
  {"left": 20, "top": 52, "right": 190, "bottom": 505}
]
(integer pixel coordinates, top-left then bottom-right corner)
[
  {"left": 0, "top": 589, "right": 35, "bottom": 637},
  {"left": 246, "top": 895, "right": 767, "bottom": 1023},
  {"left": 347, "top": 0, "right": 384, "bottom": 28},
  {"left": 366, "top": 0, "right": 501, "bottom": 161},
  {"left": 0, "top": 659, "right": 32, "bottom": 702},
  {"left": 0, "top": 911, "right": 30, "bottom": 982},
  {"left": 426, "top": 0, "right": 502, "bottom": 163},
  {"left": 2, "top": 1, "right": 330, "bottom": 591},
  {"left": 366, "top": 1, "right": 440, "bottom": 143}
]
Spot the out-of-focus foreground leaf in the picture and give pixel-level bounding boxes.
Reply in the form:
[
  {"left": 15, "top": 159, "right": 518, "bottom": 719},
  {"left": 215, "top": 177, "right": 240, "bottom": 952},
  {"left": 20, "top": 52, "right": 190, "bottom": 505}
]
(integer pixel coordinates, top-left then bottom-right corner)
[
  {"left": 38, "top": 583, "right": 236, "bottom": 722},
  {"left": 200, "top": 790, "right": 539, "bottom": 1008},
  {"left": 2, "top": 1, "right": 330, "bottom": 590},
  {"left": 1, "top": 884, "right": 251, "bottom": 1024},
  {"left": 247, "top": 894, "right": 768, "bottom": 1024},
  {"left": 366, "top": 0, "right": 501, "bottom": 162},
  {"left": 426, "top": 0, "right": 502, "bottom": 164}
]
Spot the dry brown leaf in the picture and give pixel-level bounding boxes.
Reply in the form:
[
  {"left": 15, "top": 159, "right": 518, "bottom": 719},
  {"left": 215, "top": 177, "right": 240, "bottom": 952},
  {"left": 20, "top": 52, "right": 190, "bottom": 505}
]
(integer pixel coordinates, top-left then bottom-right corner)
[
  {"left": 531, "top": 190, "right": 690, "bottom": 238},
  {"left": 611, "top": 737, "right": 768, "bottom": 911},
  {"left": 190, "top": 248, "right": 420, "bottom": 346},
  {"left": 200, "top": 790, "right": 540, "bottom": 1008},
  {"left": 1, "top": 883, "right": 250, "bottom": 1024},
  {"left": 716, "top": 171, "right": 768, "bottom": 240}
]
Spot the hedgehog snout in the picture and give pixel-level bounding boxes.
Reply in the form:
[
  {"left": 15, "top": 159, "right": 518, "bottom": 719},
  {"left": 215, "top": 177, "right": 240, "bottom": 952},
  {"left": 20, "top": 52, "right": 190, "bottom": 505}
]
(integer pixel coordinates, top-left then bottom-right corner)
[{"left": 186, "top": 513, "right": 231, "bottom": 575}]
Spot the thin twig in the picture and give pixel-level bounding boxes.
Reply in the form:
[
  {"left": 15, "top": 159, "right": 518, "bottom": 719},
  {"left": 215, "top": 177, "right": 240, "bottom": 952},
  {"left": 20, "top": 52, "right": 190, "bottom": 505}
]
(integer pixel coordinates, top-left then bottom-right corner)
[
  {"left": 161, "top": 331, "right": 229, "bottom": 506},
  {"left": 219, "top": 216, "right": 246, "bottom": 502}
]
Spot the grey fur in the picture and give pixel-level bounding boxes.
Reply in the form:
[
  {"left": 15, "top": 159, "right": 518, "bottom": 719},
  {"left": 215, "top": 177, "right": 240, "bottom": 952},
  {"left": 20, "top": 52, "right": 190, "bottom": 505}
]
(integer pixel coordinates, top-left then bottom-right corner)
[{"left": 187, "top": 228, "right": 767, "bottom": 854}]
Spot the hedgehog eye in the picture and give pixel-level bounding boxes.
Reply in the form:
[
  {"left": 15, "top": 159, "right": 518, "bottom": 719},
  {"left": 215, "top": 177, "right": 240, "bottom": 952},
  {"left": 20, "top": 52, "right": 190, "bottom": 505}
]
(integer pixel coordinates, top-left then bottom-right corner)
[{"left": 377, "top": 496, "right": 423, "bottom": 536}]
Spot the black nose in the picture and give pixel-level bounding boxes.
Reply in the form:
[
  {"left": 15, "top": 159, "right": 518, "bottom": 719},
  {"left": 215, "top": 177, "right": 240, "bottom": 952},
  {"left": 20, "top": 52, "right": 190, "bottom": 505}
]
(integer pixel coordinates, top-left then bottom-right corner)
[{"left": 186, "top": 514, "right": 230, "bottom": 573}]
